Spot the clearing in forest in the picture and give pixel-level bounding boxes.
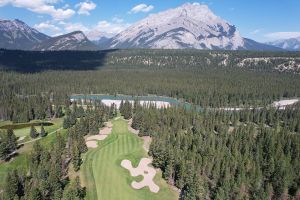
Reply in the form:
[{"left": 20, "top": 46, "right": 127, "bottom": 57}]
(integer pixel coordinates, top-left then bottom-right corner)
[{"left": 80, "top": 118, "right": 178, "bottom": 200}]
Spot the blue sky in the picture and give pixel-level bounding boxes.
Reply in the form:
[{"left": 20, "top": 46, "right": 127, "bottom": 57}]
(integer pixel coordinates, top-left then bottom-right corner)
[{"left": 0, "top": 0, "right": 299, "bottom": 42}]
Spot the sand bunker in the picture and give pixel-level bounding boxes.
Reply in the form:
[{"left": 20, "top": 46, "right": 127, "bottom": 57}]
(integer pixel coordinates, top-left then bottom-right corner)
[
  {"left": 104, "top": 121, "right": 113, "bottom": 128},
  {"left": 121, "top": 158, "right": 160, "bottom": 193},
  {"left": 86, "top": 141, "right": 98, "bottom": 148},
  {"left": 86, "top": 135, "right": 108, "bottom": 141},
  {"left": 85, "top": 121, "right": 113, "bottom": 148},
  {"left": 100, "top": 127, "right": 113, "bottom": 135}
]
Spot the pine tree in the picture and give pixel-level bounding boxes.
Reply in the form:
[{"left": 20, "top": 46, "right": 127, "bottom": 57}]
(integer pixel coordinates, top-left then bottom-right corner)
[
  {"left": 40, "top": 125, "right": 47, "bottom": 137},
  {"left": 72, "top": 145, "right": 81, "bottom": 172},
  {"left": 0, "top": 130, "right": 18, "bottom": 160},
  {"left": 7, "top": 129, "right": 18, "bottom": 151},
  {"left": 55, "top": 105, "right": 64, "bottom": 118},
  {"left": 78, "top": 135, "right": 88, "bottom": 153},
  {"left": 30, "top": 125, "right": 38, "bottom": 138},
  {"left": 63, "top": 117, "right": 71, "bottom": 129}
]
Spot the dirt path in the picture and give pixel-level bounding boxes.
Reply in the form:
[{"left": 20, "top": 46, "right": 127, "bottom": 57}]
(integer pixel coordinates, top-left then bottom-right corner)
[{"left": 19, "top": 127, "right": 63, "bottom": 145}]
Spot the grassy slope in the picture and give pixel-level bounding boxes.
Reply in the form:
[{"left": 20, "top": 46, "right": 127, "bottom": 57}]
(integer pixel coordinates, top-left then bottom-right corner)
[
  {"left": 0, "top": 118, "right": 65, "bottom": 188},
  {"left": 81, "top": 118, "right": 178, "bottom": 200}
]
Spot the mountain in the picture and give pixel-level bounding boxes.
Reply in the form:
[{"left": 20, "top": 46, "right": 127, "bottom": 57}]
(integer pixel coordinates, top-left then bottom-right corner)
[
  {"left": 33, "top": 31, "right": 98, "bottom": 51},
  {"left": 0, "top": 19, "right": 50, "bottom": 50},
  {"left": 86, "top": 30, "right": 114, "bottom": 45},
  {"left": 101, "top": 3, "right": 279, "bottom": 51},
  {"left": 267, "top": 37, "right": 300, "bottom": 51},
  {"left": 243, "top": 38, "right": 283, "bottom": 51}
]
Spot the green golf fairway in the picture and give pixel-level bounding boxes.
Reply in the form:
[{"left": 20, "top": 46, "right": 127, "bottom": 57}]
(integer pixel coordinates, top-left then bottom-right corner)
[{"left": 81, "top": 118, "right": 178, "bottom": 200}]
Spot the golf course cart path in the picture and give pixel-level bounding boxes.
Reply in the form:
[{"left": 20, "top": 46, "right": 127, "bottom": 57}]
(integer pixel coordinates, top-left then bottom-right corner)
[
  {"left": 20, "top": 127, "right": 63, "bottom": 145},
  {"left": 121, "top": 158, "right": 160, "bottom": 193}
]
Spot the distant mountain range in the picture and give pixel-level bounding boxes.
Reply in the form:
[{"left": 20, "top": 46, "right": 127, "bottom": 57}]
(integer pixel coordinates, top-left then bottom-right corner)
[
  {"left": 267, "top": 37, "right": 300, "bottom": 51},
  {"left": 0, "top": 3, "right": 297, "bottom": 51}
]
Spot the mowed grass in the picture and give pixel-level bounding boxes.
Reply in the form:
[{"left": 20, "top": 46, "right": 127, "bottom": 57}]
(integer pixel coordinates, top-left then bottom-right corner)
[
  {"left": 81, "top": 118, "right": 178, "bottom": 200},
  {"left": 0, "top": 118, "right": 63, "bottom": 142}
]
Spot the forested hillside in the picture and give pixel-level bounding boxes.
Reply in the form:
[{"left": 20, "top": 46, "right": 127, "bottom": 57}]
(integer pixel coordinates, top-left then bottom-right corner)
[
  {"left": 130, "top": 103, "right": 300, "bottom": 199},
  {"left": 1, "top": 49, "right": 300, "bottom": 123},
  {"left": 0, "top": 49, "right": 300, "bottom": 73}
]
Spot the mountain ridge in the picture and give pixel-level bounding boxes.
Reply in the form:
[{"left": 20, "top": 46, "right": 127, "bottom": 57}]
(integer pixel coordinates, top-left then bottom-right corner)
[
  {"left": 32, "top": 31, "right": 98, "bottom": 51},
  {"left": 0, "top": 19, "right": 50, "bottom": 50},
  {"left": 267, "top": 37, "right": 300, "bottom": 51},
  {"left": 99, "top": 3, "right": 280, "bottom": 51}
]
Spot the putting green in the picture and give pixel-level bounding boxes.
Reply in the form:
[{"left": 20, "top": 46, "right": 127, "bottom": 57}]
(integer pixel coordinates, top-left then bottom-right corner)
[{"left": 81, "top": 118, "right": 178, "bottom": 200}]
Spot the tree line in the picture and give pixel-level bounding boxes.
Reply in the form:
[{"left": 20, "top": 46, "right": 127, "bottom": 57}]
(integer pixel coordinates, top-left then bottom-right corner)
[{"left": 131, "top": 103, "right": 300, "bottom": 200}]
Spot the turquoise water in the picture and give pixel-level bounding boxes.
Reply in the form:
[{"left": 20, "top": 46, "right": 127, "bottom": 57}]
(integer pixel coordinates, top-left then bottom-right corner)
[{"left": 70, "top": 94, "right": 202, "bottom": 111}]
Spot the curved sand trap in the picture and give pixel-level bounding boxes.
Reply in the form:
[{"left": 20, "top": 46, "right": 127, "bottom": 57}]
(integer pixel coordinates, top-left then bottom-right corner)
[
  {"left": 86, "top": 140, "right": 98, "bottom": 148},
  {"left": 85, "top": 121, "right": 113, "bottom": 148},
  {"left": 121, "top": 158, "right": 160, "bottom": 193},
  {"left": 100, "top": 127, "right": 113, "bottom": 135},
  {"left": 86, "top": 135, "right": 108, "bottom": 141}
]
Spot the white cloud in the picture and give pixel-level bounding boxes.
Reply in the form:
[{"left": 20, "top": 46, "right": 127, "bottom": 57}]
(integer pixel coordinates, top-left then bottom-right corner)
[
  {"left": 34, "top": 21, "right": 61, "bottom": 32},
  {"left": 62, "top": 4, "right": 69, "bottom": 9},
  {"left": 265, "top": 32, "right": 300, "bottom": 40},
  {"left": 63, "top": 22, "right": 89, "bottom": 33},
  {"left": 129, "top": 4, "right": 154, "bottom": 14},
  {"left": 76, "top": 1, "right": 96, "bottom": 15},
  {"left": 31, "top": 17, "right": 129, "bottom": 41},
  {"left": 86, "top": 20, "right": 130, "bottom": 40},
  {"left": 0, "top": 0, "right": 75, "bottom": 20},
  {"left": 57, "top": 20, "right": 130, "bottom": 41},
  {"left": 112, "top": 17, "right": 124, "bottom": 23},
  {"left": 93, "top": 20, "right": 130, "bottom": 34}
]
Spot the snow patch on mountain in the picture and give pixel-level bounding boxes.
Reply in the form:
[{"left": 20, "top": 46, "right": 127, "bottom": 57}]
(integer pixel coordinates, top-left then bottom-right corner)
[{"left": 0, "top": 19, "right": 50, "bottom": 49}]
